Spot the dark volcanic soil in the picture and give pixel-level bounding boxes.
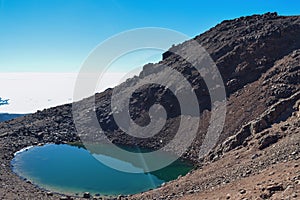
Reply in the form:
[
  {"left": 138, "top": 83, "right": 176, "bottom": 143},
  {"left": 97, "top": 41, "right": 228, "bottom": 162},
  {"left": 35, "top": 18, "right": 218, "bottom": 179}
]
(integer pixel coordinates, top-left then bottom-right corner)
[{"left": 0, "top": 13, "right": 299, "bottom": 200}]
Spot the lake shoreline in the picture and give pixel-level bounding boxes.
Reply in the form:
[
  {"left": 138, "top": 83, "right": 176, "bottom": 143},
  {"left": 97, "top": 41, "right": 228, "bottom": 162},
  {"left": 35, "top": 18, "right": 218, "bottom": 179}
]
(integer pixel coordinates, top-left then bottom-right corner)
[
  {"left": 11, "top": 143, "right": 194, "bottom": 198},
  {"left": 0, "top": 114, "right": 197, "bottom": 199}
]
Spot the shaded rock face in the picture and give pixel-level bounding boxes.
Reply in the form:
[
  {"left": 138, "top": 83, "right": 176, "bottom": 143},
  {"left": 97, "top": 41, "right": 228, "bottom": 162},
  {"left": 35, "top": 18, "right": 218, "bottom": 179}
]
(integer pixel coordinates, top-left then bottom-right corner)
[
  {"left": 258, "top": 133, "right": 281, "bottom": 150},
  {"left": 208, "top": 59, "right": 300, "bottom": 160},
  {"left": 0, "top": 13, "right": 299, "bottom": 163},
  {"left": 165, "top": 12, "right": 300, "bottom": 95},
  {"left": 92, "top": 12, "right": 300, "bottom": 158}
]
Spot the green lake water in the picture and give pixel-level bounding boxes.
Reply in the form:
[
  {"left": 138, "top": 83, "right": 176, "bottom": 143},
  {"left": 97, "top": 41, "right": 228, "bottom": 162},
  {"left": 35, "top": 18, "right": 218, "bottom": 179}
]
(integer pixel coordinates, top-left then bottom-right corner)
[{"left": 11, "top": 144, "right": 193, "bottom": 196}]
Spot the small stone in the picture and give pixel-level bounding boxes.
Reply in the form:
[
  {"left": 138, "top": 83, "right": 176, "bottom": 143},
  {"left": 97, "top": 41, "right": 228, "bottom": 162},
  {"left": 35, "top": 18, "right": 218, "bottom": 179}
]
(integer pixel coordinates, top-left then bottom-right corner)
[
  {"left": 226, "top": 194, "right": 231, "bottom": 199},
  {"left": 239, "top": 189, "right": 246, "bottom": 194},
  {"left": 251, "top": 154, "right": 260, "bottom": 159},
  {"left": 266, "top": 184, "right": 283, "bottom": 192},
  {"left": 280, "top": 126, "right": 287, "bottom": 131},
  {"left": 260, "top": 193, "right": 270, "bottom": 199},
  {"left": 83, "top": 192, "right": 91, "bottom": 198},
  {"left": 292, "top": 193, "right": 297, "bottom": 198},
  {"left": 46, "top": 191, "right": 53, "bottom": 196},
  {"left": 37, "top": 132, "right": 44, "bottom": 138},
  {"left": 269, "top": 171, "right": 275, "bottom": 176},
  {"left": 223, "top": 179, "right": 230, "bottom": 184},
  {"left": 187, "top": 190, "right": 194, "bottom": 194}
]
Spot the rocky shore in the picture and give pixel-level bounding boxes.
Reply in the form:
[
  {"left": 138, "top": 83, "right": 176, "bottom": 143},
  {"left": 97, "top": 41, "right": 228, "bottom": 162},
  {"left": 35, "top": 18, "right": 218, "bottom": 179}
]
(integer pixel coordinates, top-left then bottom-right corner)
[{"left": 0, "top": 13, "right": 299, "bottom": 199}]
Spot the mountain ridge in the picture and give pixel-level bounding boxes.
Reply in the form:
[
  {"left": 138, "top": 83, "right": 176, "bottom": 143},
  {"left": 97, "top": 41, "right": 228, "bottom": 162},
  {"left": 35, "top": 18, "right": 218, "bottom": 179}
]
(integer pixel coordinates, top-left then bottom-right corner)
[{"left": 0, "top": 12, "right": 299, "bottom": 199}]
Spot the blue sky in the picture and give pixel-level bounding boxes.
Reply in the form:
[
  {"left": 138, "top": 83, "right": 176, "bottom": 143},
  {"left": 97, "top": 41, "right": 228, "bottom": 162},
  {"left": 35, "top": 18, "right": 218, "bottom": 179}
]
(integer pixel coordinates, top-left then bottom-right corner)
[{"left": 0, "top": 0, "right": 299, "bottom": 72}]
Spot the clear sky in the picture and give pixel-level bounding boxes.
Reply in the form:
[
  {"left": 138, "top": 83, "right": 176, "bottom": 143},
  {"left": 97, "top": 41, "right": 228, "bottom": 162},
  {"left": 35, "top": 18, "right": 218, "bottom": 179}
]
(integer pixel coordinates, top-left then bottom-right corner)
[{"left": 0, "top": 0, "right": 299, "bottom": 72}]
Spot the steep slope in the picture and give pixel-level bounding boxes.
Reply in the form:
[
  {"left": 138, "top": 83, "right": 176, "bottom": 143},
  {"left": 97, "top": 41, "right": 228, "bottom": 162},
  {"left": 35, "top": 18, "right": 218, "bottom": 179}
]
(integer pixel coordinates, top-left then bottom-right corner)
[
  {"left": 132, "top": 110, "right": 300, "bottom": 200},
  {"left": 0, "top": 13, "right": 299, "bottom": 199},
  {"left": 131, "top": 50, "right": 300, "bottom": 199}
]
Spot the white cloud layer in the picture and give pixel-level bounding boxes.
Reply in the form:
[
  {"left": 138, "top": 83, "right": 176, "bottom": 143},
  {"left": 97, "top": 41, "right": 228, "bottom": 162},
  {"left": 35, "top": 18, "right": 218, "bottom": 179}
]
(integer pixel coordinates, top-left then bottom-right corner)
[{"left": 0, "top": 72, "right": 127, "bottom": 114}]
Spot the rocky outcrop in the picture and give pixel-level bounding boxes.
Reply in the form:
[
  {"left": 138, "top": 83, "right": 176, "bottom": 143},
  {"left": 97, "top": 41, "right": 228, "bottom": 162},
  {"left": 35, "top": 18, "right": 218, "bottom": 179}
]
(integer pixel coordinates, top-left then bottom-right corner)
[
  {"left": 209, "top": 90, "right": 300, "bottom": 159},
  {"left": 258, "top": 133, "right": 281, "bottom": 150}
]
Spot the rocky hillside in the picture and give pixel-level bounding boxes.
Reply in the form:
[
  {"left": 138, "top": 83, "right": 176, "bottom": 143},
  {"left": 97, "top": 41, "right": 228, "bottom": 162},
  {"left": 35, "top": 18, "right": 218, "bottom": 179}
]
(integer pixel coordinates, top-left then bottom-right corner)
[
  {"left": 0, "top": 12, "right": 299, "bottom": 199},
  {"left": 72, "top": 12, "right": 300, "bottom": 161}
]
